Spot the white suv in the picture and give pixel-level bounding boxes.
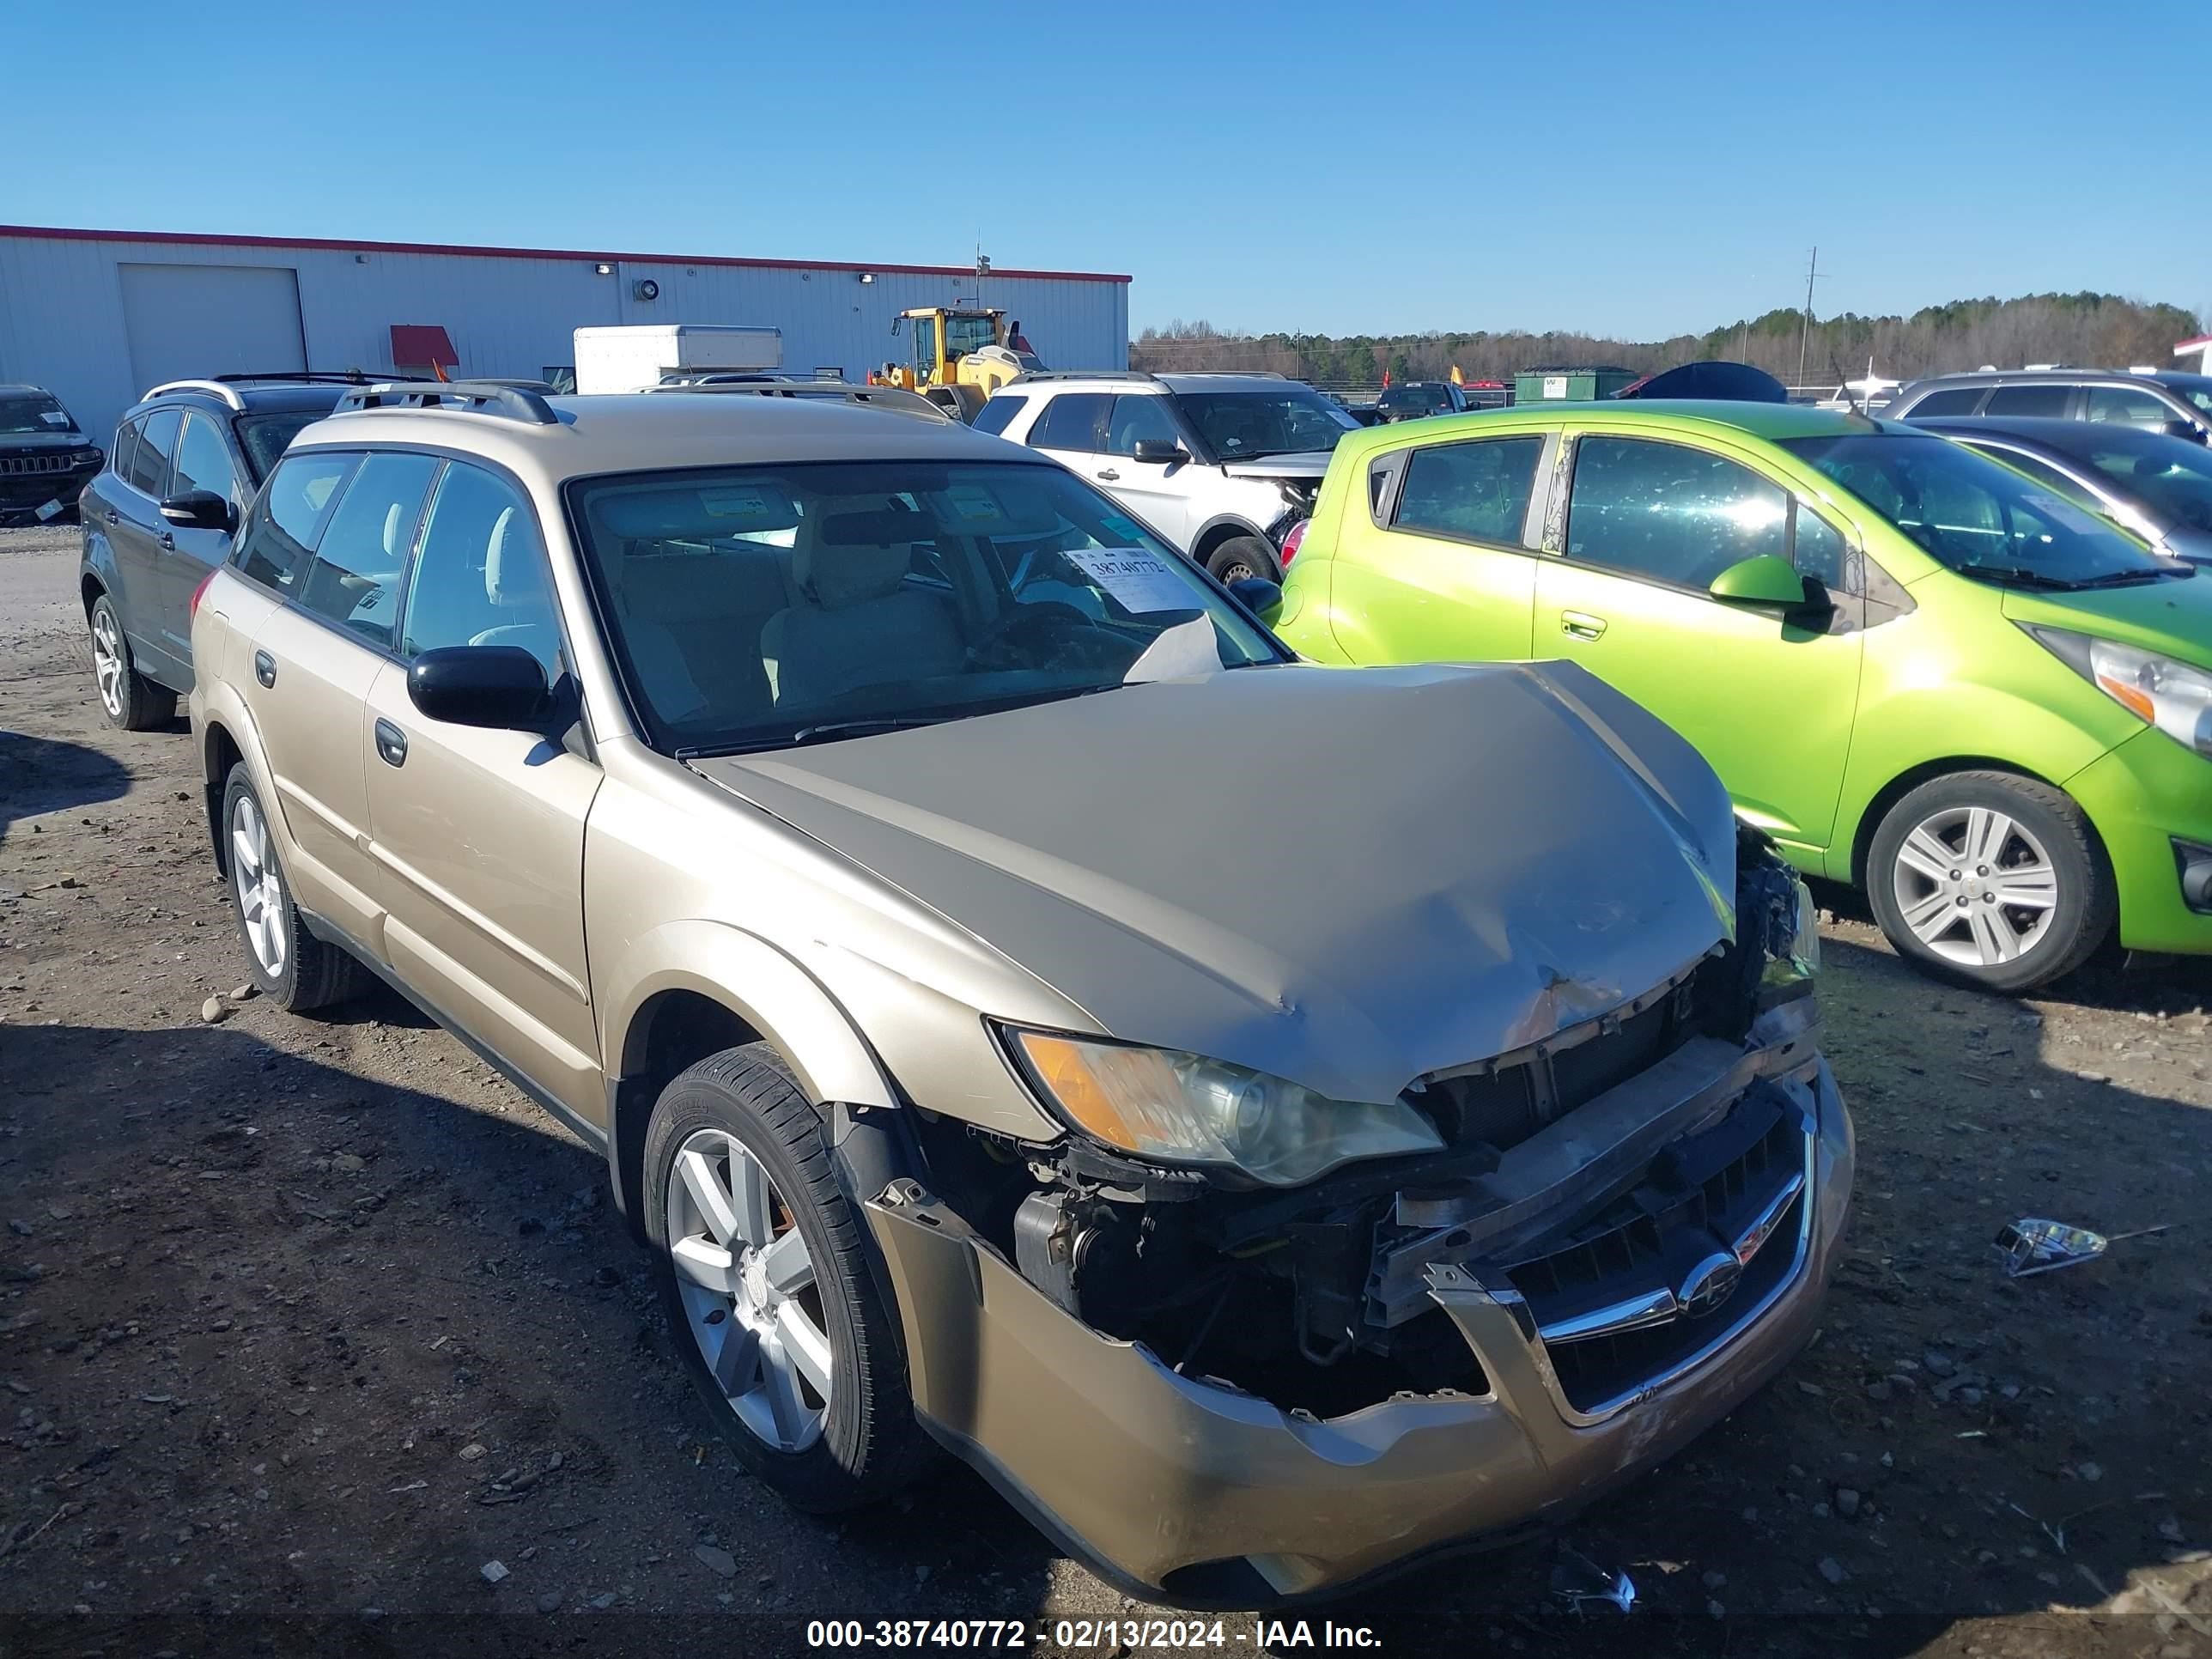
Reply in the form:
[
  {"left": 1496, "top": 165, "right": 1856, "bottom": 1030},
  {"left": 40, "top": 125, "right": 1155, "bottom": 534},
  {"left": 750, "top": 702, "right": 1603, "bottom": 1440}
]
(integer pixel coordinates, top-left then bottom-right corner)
[{"left": 975, "top": 372, "right": 1359, "bottom": 583}]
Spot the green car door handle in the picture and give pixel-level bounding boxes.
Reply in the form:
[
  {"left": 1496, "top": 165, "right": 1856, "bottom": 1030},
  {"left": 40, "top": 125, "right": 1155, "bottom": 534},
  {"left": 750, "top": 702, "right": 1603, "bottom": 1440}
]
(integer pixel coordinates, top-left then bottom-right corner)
[{"left": 1561, "top": 611, "right": 1608, "bottom": 641}]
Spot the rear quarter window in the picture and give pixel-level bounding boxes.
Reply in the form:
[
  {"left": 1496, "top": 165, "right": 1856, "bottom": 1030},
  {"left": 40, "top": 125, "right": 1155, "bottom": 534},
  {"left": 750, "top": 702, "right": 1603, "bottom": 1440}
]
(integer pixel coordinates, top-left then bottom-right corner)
[
  {"left": 1902, "top": 387, "right": 1982, "bottom": 417},
  {"left": 971, "top": 396, "right": 1026, "bottom": 438}
]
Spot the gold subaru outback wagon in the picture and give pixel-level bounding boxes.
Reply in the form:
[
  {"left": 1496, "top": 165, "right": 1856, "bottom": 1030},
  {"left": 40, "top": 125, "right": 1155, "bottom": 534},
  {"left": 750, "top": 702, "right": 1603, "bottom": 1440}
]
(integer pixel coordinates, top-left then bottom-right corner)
[{"left": 186, "top": 380, "right": 1852, "bottom": 1606}]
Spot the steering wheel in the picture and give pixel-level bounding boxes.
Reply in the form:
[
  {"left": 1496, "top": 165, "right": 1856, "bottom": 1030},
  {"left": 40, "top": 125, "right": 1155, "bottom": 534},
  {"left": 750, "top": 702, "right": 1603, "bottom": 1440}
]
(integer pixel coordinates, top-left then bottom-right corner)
[{"left": 963, "top": 600, "right": 1097, "bottom": 668}]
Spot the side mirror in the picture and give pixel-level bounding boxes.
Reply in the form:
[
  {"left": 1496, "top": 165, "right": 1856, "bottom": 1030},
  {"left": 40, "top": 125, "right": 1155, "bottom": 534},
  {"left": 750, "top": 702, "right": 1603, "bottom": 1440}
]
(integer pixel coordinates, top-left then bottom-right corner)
[
  {"left": 2161, "top": 419, "right": 2209, "bottom": 446},
  {"left": 1131, "top": 438, "right": 1188, "bottom": 465},
  {"left": 407, "top": 645, "right": 550, "bottom": 730},
  {"left": 1227, "top": 576, "right": 1284, "bottom": 623},
  {"left": 1708, "top": 553, "right": 1811, "bottom": 606},
  {"left": 159, "top": 489, "right": 235, "bottom": 533}
]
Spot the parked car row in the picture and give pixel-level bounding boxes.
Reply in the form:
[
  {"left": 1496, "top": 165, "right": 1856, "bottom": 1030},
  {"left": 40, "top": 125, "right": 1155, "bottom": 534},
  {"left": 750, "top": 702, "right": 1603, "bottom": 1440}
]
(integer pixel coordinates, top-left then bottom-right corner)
[{"left": 46, "top": 355, "right": 2205, "bottom": 1607}]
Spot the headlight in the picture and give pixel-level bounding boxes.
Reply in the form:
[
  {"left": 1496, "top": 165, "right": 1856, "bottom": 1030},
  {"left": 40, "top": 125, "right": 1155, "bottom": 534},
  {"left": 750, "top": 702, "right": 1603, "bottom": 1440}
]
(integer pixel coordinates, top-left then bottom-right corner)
[
  {"left": 1004, "top": 1029, "right": 1443, "bottom": 1187},
  {"left": 1763, "top": 874, "right": 1821, "bottom": 992},
  {"left": 2030, "top": 627, "right": 2212, "bottom": 758}
]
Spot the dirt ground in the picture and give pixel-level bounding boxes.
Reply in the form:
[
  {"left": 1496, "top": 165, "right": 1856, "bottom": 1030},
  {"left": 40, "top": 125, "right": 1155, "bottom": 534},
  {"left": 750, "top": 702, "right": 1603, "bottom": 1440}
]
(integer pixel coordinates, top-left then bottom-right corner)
[{"left": 1, "top": 521, "right": 2207, "bottom": 1659}]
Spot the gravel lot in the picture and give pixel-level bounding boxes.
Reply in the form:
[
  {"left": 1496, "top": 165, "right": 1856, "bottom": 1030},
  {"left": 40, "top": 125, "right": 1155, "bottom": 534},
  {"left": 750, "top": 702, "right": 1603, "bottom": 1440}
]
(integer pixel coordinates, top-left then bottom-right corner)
[{"left": 1, "top": 522, "right": 2207, "bottom": 1657}]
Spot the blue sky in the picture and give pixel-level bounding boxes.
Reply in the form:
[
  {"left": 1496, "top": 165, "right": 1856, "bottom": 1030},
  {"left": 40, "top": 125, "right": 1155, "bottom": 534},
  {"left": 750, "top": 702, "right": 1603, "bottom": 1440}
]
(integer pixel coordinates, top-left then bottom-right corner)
[{"left": 11, "top": 0, "right": 2207, "bottom": 340}]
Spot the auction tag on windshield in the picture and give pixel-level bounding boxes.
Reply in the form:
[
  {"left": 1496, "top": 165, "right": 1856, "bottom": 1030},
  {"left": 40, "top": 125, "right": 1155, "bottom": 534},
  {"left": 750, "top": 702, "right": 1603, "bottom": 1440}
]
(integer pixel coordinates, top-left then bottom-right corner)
[
  {"left": 1064, "top": 547, "right": 1197, "bottom": 613},
  {"left": 39, "top": 412, "right": 70, "bottom": 427},
  {"left": 2023, "top": 493, "right": 2110, "bottom": 538}
]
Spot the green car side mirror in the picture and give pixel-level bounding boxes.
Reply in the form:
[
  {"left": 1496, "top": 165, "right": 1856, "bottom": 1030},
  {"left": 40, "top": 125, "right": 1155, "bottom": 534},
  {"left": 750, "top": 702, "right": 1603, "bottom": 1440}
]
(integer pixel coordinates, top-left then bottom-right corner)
[{"left": 1708, "top": 554, "right": 1810, "bottom": 607}]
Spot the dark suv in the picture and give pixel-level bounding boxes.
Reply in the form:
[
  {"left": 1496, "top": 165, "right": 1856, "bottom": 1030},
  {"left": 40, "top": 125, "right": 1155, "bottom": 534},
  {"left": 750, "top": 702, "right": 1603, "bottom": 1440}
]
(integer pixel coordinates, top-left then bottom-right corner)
[
  {"left": 1886, "top": 368, "right": 2212, "bottom": 441},
  {"left": 1, "top": 385, "right": 103, "bottom": 526},
  {"left": 80, "top": 376, "right": 368, "bottom": 728}
]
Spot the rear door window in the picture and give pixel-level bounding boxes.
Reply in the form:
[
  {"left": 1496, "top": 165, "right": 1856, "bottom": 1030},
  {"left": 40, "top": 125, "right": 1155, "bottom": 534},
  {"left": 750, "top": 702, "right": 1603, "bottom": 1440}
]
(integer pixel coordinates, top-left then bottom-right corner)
[
  {"left": 1565, "top": 436, "right": 1788, "bottom": 587},
  {"left": 1984, "top": 385, "right": 2071, "bottom": 417},
  {"left": 1902, "top": 387, "right": 1983, "bottom": 417},
  {"left": 1028, "top": 393, "right": 1109, "bottom": 453},
  {"left": 126, "top": 409, "right": 181, "bottom": 498},
  {"left": 107, "top": 421, "right": 143, "bottom": 489},
  {"left": 1391, "top": 436, "right": 1544, "bottom": 546},
  {"left": 294, "top": 453, "right": 441, "bottom": 647},
  {"left": 234, "top": 451, "right": 360, "bottom": 594}
]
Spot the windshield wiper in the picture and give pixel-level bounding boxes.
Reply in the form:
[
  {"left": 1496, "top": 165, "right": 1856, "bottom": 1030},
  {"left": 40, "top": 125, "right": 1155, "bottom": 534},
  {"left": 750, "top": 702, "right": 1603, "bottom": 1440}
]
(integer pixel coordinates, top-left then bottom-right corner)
[
  {"left": 1960, "top": 564, "right": 2083, "bottom": 591},
  {"left": 678, "top": 717, "right": 948, "bottom": 759},
  {"left": 2069, "top": 565, "right": 2192, "bottom": 587}
]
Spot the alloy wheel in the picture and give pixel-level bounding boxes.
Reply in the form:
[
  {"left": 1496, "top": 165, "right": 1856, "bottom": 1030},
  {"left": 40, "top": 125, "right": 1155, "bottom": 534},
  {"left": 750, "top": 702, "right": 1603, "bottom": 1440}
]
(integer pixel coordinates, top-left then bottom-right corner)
[
  {"left": 91, "top": 609, "right": 124, "bottom": 720},
  {"left": 229, "top": 793, "right": 287, "bottom": 978},
  {"left": 665, "top": 1128, "right": 832, "bottom": 1453},
  {"left": 1889, "top": 805, "right": 2058, "bottom": 969}
]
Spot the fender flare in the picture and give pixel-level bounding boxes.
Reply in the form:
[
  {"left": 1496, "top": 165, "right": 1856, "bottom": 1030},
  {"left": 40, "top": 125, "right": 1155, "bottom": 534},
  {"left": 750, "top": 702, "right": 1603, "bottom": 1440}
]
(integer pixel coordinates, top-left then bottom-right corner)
[
  {"left": 78, "top": 542, "right": 123, "bottom": 615},
  {"left": 1188, "top": 513, "right": 1272, "bottom": 561},
  {"left": 604, "top": 921, "right": 896, "bottom": 1112}
]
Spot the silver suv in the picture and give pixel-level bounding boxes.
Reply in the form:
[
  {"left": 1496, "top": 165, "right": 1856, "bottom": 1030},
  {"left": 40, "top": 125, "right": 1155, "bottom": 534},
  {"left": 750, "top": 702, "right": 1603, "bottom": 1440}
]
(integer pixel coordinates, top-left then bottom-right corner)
[
  {"left": 975, "top": 372, "right": 1359, "bottom": 582},
  {"left": 187, "top": 378, "right": 1850, "bottom": 1604},
  {"left": 1887, "top": 367, "right": 2212, "bottom": 441}
]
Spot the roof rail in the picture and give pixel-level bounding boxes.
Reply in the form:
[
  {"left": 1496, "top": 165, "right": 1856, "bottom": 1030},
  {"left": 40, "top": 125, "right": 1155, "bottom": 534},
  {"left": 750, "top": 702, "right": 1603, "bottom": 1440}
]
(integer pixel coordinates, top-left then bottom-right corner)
[
  {"left": 1160, "top": 369, "right": 1289, "bottom": 380},
  {"left": 1003, "top": 369, "right": 1160, "bottom": 385},
  {"left": 640, "top": 381, "right": 949, "bottom": 420},
  {"left": 331, "top": 380, "right": 561, "bottom": 425},
  {"left": 214, "top": 369, "right": 432, "bottom": 386},
  {"left": 143, "top": 379, "right": 246, "bottom": 410}
]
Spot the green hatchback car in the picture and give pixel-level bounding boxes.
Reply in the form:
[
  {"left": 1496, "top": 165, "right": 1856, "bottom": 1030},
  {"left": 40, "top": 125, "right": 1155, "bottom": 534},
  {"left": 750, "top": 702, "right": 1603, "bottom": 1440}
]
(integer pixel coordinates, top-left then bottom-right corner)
[{"left": 1273, "top": 402, "right": 2212, "bottom": 993}]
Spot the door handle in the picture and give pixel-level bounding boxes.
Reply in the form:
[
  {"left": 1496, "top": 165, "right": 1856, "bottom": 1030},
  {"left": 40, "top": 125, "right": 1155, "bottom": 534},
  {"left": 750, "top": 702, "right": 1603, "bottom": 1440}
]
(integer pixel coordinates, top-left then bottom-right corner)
[
  {"left": 102, "top": 509, "right": 119, "bottom": 526},
  {"left": 374, "top": 719, "right": 408, "bottom": 769},
  {"left": 1095, "top": 468, "right": 1120, "bottom": 482},
  {"left": 1560, "top": 611, "right": 1608, "bottom": 641},
  {"left": 156, "top": 532, "right": 176, "bottom": 552},
  {"left": 252, "top": 649, "right": 276, "bottom": 688}
]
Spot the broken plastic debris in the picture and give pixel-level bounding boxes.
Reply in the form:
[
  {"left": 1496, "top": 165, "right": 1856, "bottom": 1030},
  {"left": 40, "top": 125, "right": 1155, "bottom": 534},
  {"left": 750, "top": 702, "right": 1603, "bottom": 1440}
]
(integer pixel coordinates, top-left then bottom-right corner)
[
  {"left": 1993, "top": 1217, "right": 2173, "bottom": 1279},
  {"left": 1551, "top": 1547, "right": 1637, "bottom": 1614}
]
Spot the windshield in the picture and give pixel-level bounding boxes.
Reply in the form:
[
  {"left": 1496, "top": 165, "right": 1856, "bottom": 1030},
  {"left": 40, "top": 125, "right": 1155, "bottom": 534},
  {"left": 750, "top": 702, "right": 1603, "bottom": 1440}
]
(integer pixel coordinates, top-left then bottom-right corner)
[
  {"left": 1781, "top": 433, "right": 2167, "bottom": 585},
  {"left": 236, "top": 411, "right": 331, "bottom": 482},
  {"left": 0, "top": 392, "right": 76, "bottom": 436},
  {"left": 2081, "top": 438, "right": 2212, "bottom": 534},
  {"left": 944, "top": 313, "right": 999, "bottom": 360},
  {"left": 1176, "top": 389, "right": 1358, "bottom": 459},
  {"left": 568, "top": 459, "right": 1282, "bottom": 752}
]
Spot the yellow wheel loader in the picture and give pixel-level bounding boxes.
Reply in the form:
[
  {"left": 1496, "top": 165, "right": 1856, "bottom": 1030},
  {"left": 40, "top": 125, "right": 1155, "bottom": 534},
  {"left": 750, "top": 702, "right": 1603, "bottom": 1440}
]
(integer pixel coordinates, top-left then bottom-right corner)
[{"left": 871, "top": 307, "right": 1042, "bottom": 422}]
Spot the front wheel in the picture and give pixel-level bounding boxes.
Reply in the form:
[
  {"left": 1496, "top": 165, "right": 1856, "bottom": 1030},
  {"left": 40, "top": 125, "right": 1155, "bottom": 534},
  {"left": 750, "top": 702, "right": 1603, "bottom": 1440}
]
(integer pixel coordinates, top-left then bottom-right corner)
[
  {"left": 1206, "top": 534, "right": 1279, "bottom": 586},
  {"left": 645, "top": 1044, "right": 927, "bottom": 1512},
  {"left": 1866, "top": 771, "right": 2112, "bottom": 993}
]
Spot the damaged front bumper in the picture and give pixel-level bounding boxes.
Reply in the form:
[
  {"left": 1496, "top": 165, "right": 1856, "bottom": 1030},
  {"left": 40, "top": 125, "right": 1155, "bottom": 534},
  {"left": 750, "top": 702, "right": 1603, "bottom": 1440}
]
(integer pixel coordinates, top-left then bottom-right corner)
[{"left": 862, "top": 1027, "right": 1852, "bottom": 1608}]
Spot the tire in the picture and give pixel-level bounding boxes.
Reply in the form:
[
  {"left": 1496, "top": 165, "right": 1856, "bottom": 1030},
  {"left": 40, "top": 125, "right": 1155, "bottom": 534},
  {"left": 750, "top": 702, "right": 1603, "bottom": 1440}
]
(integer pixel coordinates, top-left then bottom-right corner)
[
  {"left": 1205, "top": 534, "right": 1279, "bottom": 586},
  {"left": 1866, "top": 770, "right": 2113, "bottom": 994},
  {"left": 220, "top": 764, "right": 363, "bottom": 1012},
  {"left": 645, "top": 1043, "right": 926, "bottom": 1513},
  {"left": 89, "top": 593, "right": 175, "bottom": 732}
]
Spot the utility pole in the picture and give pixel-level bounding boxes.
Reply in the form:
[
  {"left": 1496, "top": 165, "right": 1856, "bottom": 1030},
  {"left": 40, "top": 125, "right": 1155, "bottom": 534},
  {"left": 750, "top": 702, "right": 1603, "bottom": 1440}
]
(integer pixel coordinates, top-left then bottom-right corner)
[{"left": 1797, "top": 246, "right": 1823, "bottom": 391}]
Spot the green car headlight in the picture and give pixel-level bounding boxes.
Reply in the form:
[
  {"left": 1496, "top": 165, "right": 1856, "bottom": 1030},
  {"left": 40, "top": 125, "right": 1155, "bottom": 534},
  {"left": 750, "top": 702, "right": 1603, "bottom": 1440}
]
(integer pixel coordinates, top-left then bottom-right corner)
[
  {"left": 1004, "top": 1028, "right": 1444, "bottom": 1187},
  {"left": 2029, "top": 627, "right": 2212, "bottom": 758}
]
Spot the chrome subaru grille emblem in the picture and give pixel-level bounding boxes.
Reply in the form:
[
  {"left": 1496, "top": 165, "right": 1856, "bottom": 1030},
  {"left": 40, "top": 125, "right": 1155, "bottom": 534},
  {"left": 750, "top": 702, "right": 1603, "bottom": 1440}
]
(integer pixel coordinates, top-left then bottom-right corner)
[{"left": 1679, "top": 1251, "right": 1744, "bottom": 1319}]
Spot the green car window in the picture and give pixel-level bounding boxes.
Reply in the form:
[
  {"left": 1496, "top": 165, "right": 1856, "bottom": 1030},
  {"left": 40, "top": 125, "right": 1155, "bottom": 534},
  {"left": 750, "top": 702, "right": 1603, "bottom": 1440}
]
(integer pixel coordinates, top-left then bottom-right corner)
[
  {"left": 1784, "top": 434, "right": 2166, "bottom": 582},
  {"left": 1565, "top": 436, "right": 1787, "bottom": 587},
  {"left": 1392, "top": 437, "right": 1542, "bottom": 546}
]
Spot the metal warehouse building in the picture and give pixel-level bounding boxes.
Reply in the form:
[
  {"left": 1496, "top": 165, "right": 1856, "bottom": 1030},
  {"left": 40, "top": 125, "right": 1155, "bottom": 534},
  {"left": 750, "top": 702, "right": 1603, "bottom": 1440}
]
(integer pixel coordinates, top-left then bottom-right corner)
[{"left": 0, "top": 224, "right": 1130, "bottom": 447}]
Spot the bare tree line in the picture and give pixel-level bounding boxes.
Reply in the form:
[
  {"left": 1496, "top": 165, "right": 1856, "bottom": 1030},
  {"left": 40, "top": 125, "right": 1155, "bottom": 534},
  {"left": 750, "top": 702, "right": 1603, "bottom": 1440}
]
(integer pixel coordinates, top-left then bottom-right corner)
[{"left": 1131, "top": 293, "right": 2208, "bottom": 392}]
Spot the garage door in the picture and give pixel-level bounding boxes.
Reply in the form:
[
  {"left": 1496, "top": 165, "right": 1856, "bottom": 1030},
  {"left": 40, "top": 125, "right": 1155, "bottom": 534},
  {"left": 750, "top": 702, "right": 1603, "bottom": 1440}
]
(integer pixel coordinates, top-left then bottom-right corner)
[{"left": 118, "top": 264, "right": 307, "bottom": 395}]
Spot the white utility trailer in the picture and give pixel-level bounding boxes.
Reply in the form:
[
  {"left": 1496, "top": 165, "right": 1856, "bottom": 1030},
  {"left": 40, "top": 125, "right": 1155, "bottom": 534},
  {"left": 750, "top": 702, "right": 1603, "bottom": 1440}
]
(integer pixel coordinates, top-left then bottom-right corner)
[{"left": 573, "top": 324, "right": 783, "bottom": 393}]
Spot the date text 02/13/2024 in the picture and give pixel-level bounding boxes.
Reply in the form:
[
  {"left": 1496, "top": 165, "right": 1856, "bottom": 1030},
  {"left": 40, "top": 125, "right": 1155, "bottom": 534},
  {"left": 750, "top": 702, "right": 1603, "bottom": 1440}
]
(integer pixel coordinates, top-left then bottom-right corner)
[{"left": 803, "top": 1619, "right": 1386, "bottom": 1650}]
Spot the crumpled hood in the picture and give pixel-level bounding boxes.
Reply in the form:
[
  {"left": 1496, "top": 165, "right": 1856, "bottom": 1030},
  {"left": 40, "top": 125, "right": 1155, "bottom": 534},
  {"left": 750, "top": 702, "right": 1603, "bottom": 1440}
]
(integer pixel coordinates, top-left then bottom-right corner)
[
  {"left": 1218, "top": 451, "right": 1335, "bottom": 483},
  {"left": 690, "top": 661, "right": 1738, "bottom": 1104}
]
